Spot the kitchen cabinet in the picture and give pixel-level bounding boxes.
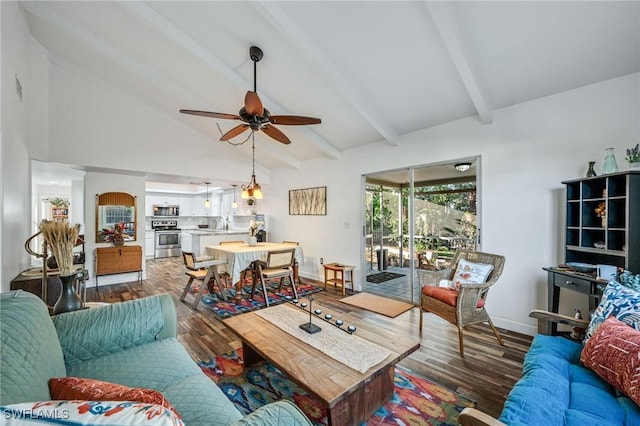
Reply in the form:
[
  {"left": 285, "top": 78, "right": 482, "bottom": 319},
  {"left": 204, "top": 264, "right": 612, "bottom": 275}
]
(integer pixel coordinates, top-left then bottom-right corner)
[
  {"left": 190, "top": 194, "right": 207, "bottom": 216},
  {"left": 145, "top": 231, "right": 155, "bottom": 259},
  {"left": 190, "top": 231, "right": 249, "bottom": 256},
  {"left": 181, "top": 231, "right": 192, "bottom": 252},
  {"left": 179, "top": 195, "right": 192, "bottom": 217}
]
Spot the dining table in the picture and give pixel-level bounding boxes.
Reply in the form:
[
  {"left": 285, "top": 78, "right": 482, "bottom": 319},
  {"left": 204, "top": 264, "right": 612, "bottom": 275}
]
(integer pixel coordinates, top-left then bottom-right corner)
[{"left": 205, "top": 242, "right": 304, "bottom": 303}]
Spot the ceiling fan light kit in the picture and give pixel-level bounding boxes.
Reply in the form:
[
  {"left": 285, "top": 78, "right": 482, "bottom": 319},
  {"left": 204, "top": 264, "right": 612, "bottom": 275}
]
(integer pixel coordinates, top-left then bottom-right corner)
[{"left": 241, "top": 134, "right": 263, "bottom": 200}]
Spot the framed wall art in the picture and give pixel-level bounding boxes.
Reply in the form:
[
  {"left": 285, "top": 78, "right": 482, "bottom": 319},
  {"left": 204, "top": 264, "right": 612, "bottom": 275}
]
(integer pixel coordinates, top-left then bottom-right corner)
[{"left": 289, "top": 186, "right": 327, "bottom": 215}]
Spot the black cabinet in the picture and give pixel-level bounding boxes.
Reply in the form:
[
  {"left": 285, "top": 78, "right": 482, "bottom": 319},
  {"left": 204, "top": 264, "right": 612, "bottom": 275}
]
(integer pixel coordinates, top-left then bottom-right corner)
[{"left": 562, "top": 171, "right": 639, "bottom": 272}]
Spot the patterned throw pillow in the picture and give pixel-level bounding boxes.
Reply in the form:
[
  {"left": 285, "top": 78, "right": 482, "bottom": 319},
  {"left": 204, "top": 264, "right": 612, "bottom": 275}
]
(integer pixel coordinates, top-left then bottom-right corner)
[
  {"left": 581, "top": 316, "right": 640, "bottom": 406},
  {"left": 584, "top": 280, "right": 640, "bottom": 341},
  {"left": 49, "top": 377, "right": 180, "bottom": 418},
  {"left": 452, "top": 259, "right": 494, "bottom": 288},
  {"left": 1, "top": 400, "right": 184, "bottom": 425}
]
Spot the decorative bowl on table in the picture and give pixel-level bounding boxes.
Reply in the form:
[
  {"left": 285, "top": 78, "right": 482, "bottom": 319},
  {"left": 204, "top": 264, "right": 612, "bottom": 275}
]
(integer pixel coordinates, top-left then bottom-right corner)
[
  {"left": 594, "top": 241, "right": 606, "bottom": 249},
  {"left": 567, "top": 262, "right": 597, "bottom": 273}
]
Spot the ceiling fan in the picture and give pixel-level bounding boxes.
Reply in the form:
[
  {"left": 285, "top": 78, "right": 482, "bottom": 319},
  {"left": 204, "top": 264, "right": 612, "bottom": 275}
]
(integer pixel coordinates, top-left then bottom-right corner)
[{"left": 179, "top": 46, "right": 321, "bottom": 145}]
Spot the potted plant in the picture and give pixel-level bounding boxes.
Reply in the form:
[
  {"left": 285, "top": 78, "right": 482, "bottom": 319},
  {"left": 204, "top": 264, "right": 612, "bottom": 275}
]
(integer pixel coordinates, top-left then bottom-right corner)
[
  {"left": 101, "top": 222, "right": 126, "bottom": 246},
  {"left": 626, "top": 143, "right": 640, "bottom": 170},
  {"left": 38, "top": 220, "right": 82, "bottom": 314}
]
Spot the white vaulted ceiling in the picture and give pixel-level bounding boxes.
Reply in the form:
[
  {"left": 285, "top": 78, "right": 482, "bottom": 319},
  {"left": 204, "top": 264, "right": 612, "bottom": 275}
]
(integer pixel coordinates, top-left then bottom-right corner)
[{"left": 19, "top": 1, "right": 640, "bottom": 181}]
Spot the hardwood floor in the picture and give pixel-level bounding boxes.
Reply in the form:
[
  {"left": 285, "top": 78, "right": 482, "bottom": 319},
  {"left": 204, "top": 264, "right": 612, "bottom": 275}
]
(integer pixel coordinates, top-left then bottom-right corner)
[{"left": 85, "top": 257, "right": 532, "bottom": 420}]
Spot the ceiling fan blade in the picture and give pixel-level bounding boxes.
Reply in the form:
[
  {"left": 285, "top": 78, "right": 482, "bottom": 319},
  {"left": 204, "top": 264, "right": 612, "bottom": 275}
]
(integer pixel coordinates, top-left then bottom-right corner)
[
  {"left": 269, "top": 115, "right": 322, "bottom": 125},
  {"left": 220, "top": 124, "right": 250, "bottom": 141},
  {"left": 261, "top": 124, "right": 291, "bottom": 145},
  {"left": 180, "top": 109, "right": 241, "bottom": 120},
  {"left": 244, "top": 91, "right": 264, "bottom": 116}
]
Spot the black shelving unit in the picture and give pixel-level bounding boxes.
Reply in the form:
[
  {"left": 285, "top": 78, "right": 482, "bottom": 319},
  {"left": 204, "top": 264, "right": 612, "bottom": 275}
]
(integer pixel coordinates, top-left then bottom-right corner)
[{"left": 562, "top": 171, "right": 639, "bottom": 272}]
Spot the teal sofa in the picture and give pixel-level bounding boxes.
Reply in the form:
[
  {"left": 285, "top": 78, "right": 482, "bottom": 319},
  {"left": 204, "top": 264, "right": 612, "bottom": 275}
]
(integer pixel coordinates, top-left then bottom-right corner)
[{"left": 0, "top": 290, "right": 311, "bottom": 425}]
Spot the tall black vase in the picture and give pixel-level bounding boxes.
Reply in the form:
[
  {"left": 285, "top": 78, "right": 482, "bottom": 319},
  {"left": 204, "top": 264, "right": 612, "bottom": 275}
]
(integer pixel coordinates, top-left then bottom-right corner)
[{"left": 53, "top": 272, "right": 83, "bottom": 315}]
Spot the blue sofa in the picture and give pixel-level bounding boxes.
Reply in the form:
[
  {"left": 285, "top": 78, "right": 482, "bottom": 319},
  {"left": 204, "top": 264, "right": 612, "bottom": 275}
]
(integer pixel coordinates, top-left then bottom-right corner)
[
  {"left": 0, "top": 290, "right": 311, "bottom": 425},
  {"left": 458, "top": 315, "right": 640, "bottom": 425}
]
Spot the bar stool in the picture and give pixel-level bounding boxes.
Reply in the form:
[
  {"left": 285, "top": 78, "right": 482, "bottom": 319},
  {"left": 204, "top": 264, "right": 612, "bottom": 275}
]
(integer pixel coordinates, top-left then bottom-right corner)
[{"left": 180, "top": 251, "right": 228, "bottom": 309}]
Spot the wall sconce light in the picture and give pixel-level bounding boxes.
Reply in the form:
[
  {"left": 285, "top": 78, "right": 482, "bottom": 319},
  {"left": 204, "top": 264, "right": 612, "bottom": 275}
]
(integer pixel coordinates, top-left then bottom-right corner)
[
  {"left": 204, "top": 182, "right": 211, "bottom": 208},
  {"left": 231, "top": 184, "right": 238, "bottom": 209},
  {"left": 454, "top": 162, "right": 472, "bottom": 172}
]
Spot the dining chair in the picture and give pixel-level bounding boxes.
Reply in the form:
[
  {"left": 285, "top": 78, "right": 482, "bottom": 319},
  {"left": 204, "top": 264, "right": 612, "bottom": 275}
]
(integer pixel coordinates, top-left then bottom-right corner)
[
  {"left": 251, "top": 248, "right": 297, "bottom": 306},
  {"left": 417, "top": 250, "right": 505, "bottom": 356},
  {"left": 281, "top": 241, "right": 301, "bottom": 284},
  {"left": 180, "top": 251, "right": 228, "bottom": 308}
]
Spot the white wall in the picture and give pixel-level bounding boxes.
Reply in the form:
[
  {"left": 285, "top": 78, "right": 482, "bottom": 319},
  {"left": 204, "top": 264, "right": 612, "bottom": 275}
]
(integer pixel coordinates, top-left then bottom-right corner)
[
  {"left": 0, "top": 1, "right": 46, "bottom": 290},
  {"left": 45, "top": 61, "right": 270, "bottom": 186},
  {"left": 268, "top": 73, "right": 640, "bottom": 335},
  {"left": 84, "top": 172, "right": 147, "bottom": 288}
]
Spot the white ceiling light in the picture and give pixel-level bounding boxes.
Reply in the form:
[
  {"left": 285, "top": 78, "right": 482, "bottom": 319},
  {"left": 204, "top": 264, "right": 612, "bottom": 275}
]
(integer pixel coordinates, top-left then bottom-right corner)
[{"left": 454, "top": 162, "right": 471, "bottom": 172}]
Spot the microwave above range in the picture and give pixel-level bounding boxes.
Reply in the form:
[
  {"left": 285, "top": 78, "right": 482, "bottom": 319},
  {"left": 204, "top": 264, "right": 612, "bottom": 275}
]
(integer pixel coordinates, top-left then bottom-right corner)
[{"left": 153, "top": 205, "right": 179, "bottom": 217}]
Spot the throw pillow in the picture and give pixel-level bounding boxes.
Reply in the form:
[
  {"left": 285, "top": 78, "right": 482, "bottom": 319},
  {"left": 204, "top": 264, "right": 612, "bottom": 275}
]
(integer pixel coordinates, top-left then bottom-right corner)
[
  {"left": 452, "top": 259, "right": 494, "bottom": 288},
  {"left": 1, "top": 400, "right": 184, "bottom": 425},
  {"left": 49, "top": 377, "right": 180, "bottom": 418},
  {"left": 584, "top": 280, "right": 640, "bottom": 341},
  {"left": 581, "top": 316, "right": 640, "bottom": 406}
]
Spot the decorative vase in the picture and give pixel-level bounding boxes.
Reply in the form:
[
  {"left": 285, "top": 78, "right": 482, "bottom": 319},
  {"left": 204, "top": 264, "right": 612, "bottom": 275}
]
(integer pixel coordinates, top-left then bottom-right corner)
[
  {"left": 113, "top": 238, "right": 125, "bottom": 247},
  {"left": 248, "top": 236, "right": 257, "bottom": 246},
  {"left": 585, "top": 161, "right": 597, "bottom": 177},
  {"left": 53, "top": 272, "right": 83, "bottom": 315},
  {"left": 629, "top": 162, "right": 640, "bottom": 171},
  {"left": 601, "top": 216, "right": 607, "bottom": 228},
  {"left": 602, "top": 148, "right": 618, "bottom": 174}
]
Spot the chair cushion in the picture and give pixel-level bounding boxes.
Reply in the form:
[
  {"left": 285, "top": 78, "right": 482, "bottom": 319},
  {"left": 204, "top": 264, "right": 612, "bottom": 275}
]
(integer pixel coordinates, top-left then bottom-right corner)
[
  {"left": 262, "top": 267, "right": 293, "bottom": 278},
  {"left": 581, "top": 316, "right": 640, "bottom": 406},
  {"left": 452, "top": 259, "right": 494, "bottom": 288},
  {"left": 422, "top": 286, "right": 485, "bottom": 308},
  {"left": 585, "top": 280, "right": 640, "bottom": 342}
]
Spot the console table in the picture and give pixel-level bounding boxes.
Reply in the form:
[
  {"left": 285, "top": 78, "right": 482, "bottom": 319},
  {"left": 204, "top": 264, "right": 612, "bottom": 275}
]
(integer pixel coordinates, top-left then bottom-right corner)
[
  {"left": 543, "top": 267, "right": 606, "bottom": 335},
  {"left": 95, "top": 245, "right": 142, "bottom": 287}
]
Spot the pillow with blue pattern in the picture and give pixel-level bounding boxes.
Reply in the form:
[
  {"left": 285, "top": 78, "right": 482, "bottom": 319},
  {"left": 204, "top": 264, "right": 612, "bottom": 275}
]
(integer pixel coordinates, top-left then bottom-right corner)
[{"left": 584, "top": 280, "right": 640, "bottom": 342}]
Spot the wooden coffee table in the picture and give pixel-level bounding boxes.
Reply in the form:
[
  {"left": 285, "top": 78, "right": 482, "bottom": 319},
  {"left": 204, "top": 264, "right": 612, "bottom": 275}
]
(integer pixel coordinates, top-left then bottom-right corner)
[{"left": 223, "top": 303, "right": 420, "bottom": 426}]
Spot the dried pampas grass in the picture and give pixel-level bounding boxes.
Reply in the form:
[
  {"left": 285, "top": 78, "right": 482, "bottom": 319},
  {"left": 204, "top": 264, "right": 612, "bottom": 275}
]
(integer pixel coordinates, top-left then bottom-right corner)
[{"left": 39, "top": 220, "right": 80, "bottom": 276}]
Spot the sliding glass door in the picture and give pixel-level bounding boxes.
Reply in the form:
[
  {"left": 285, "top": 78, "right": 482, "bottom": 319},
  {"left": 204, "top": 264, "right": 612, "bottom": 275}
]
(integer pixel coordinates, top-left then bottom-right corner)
[{"left": 362, "top": 159, "right": 479, "bottom": 304}]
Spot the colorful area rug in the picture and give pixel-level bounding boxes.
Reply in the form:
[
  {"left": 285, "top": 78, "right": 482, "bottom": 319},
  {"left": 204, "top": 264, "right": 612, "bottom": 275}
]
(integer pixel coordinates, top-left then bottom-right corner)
[
  {"left": 192, "top": 283, "right": 323, "bottom": 319},
  {"left": 198, "top": 349, "right": 475, "bottom": 425},
  {"left": 366, "top": 271, "right": 405, "bottom": 284}
]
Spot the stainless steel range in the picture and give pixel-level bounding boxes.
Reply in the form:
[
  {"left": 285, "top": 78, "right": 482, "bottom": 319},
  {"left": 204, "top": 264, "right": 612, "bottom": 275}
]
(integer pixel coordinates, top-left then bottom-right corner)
[{"left": 152, "top": 220, "right": 181, "bottom": 259}]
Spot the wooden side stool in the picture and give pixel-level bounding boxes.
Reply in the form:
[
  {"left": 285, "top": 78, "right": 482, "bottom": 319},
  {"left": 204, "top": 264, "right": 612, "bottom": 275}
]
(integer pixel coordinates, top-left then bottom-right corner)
[{"left": 323, "top": 263, "right": 355, "bottom": 295}]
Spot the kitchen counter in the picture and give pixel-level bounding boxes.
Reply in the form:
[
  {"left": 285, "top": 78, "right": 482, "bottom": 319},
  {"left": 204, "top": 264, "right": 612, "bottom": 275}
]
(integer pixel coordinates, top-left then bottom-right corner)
[{"left": 188, "top": 231, "right": 250, "bottom": 256}]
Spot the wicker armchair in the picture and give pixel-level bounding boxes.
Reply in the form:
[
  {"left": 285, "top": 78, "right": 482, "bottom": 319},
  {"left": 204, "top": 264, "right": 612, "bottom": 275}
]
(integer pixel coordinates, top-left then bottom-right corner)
[{"left": 417, "top": 250, "right": 505, "bottom": 356}]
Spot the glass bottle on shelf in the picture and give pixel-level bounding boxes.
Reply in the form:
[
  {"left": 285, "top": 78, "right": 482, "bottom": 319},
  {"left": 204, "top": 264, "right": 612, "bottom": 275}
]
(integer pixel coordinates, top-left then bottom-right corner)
[{"left": 602, "top": 148, "right": 618, "bottom": 174}]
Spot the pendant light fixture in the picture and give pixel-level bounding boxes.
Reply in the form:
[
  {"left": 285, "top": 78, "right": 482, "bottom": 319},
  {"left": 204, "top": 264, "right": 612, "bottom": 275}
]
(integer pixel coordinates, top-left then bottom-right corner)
[
  {"left": 204, "top": 182, "right": 211, "bottom": 208},
  {"left": 241, "top": 134, "right": 263, "bottom": 199},
  {"left": 231, "top": 184, "right": 238, "bottom": 209}
]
